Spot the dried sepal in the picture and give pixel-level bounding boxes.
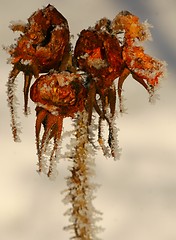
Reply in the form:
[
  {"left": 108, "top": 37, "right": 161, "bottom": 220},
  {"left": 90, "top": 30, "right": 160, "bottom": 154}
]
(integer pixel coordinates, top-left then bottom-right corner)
[{"left": 34, "top": 107, "right": 63, "bottom": 177}]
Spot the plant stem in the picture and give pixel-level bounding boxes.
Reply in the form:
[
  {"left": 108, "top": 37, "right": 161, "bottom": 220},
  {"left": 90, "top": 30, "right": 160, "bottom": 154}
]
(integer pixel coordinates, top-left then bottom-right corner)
[{"left": 64, "top": 110, "right": 102, "bottom": 240}]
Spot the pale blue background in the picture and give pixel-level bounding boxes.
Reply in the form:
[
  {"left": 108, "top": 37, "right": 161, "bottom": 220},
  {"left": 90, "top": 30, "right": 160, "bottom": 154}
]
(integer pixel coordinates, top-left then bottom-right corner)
[{"left": 0, "top": 1, "right": 176, "bottom": 239}]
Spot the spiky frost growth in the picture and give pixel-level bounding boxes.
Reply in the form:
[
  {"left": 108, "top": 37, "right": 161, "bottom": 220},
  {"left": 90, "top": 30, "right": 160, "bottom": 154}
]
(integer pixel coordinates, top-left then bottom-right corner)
[
  {"left": 7, "top": 70, "right": 22, "bottom": 142},
  {"left": 63, "top": 110, "right": 103, "bottom": 240},
  {"left": 107, "top": 113, "right": 121, "bottom": 160}
]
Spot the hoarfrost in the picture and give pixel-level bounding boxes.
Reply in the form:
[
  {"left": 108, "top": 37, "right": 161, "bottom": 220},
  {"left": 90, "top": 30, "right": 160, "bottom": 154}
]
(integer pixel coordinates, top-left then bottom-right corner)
[
  {"left": 20, "top": 59, "right": 32, "bottom": 65},
  {"left": 88, "top": 58, "right": 108, "bottom": 69},
  {"left": 9, "top": 20, "right": 27, "bottom": 31}
]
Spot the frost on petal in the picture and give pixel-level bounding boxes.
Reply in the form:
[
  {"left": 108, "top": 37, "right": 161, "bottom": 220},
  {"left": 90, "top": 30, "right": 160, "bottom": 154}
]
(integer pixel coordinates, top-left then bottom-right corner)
[{"left": 123, "top": 44, "right": 166, "bottom": 91}]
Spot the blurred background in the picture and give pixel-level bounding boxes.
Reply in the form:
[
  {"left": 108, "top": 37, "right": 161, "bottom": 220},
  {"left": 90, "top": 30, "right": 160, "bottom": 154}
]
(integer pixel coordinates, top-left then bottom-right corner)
[{"left": 0, "top": 0, "right": 176, "bottom": 239}]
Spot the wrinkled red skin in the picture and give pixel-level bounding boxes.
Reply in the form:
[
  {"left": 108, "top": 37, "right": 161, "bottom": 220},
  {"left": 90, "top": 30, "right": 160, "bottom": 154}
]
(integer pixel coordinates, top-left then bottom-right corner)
[
  {"left": 30, "top": 72, "right": 86, "bottom": 117},
  {"left": 74, "top": 29, "right": 124, "bottom": 92},
  {"left": 10, "top": 4, "right": 70, "bottom": 74}
]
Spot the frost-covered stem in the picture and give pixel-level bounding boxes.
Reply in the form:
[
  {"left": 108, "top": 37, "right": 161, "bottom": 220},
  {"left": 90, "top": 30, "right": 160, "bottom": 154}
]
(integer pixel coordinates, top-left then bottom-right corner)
[{"left": 64, "top": 110, "right": 102, "bottom": 240}]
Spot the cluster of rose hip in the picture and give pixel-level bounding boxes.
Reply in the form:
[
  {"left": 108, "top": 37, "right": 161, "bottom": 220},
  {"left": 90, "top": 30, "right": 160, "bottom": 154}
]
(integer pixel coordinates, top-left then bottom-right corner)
[{"left": 7, "top": 5, "right": 165, "bottom": 175}]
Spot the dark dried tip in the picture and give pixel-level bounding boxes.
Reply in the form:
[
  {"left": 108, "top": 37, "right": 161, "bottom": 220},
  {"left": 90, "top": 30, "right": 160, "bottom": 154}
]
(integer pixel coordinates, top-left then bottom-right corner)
[
  {"left": 95, "top": 17, "right": 111, "bottom": 31},
  {"left": 118, "top": 10, "right": 132, "bottom": 16}
]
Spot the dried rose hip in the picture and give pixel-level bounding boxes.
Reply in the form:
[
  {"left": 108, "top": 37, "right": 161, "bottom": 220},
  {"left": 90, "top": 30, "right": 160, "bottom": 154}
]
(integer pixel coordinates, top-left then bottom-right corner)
[
  {"left": 74, "top": 18, "right": 123, "bottom": 91},
  {"left": 30, "top": 71, "right": 86, "bottom": 176},
  {"left": 9, "top": 4, "right": 70, "bottom": 75},
  {"left": 30, "top": 71, "right": 86, "bottom": 116}
]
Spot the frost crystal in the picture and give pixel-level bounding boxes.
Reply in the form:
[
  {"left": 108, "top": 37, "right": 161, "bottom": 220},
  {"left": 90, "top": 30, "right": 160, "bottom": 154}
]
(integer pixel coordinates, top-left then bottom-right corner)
[
  {"left": 9, "top": 20, "right": 27, "bottom": 32},
  {"left": 20, "top": 59, "right": 32, "bottom": 65},
  {"left": 87, "top": 58, "right": 108, "bottom": 69}
]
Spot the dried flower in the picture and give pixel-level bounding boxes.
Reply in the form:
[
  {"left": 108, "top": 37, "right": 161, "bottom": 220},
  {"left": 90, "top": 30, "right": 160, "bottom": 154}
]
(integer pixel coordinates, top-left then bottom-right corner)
[{"left": 6, "top": 6, "right": 166, "bottom": 240}]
